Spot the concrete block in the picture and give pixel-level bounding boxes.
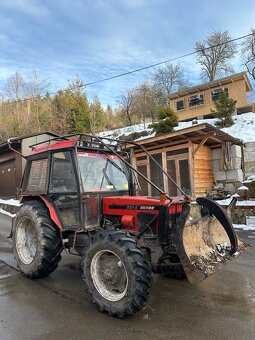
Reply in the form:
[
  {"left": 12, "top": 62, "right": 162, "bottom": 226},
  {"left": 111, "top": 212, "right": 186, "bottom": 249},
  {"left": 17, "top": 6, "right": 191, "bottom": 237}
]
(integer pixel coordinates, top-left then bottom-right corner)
[
  {"left": 226, "top": 169, "right": 243, "bottom": 182},
  {"left": 244, "top": 151, "right": 255, "bottom": 163},
  {"left": 212, "top": 160, "right": 220, "bottom": 172},
  {"left": 244, "top": 142, "right": 255, "bottom": 162},
  {"left": 245, "top": 141, "right": 255, "bottom": 149},
  {"left": 232, "top": 157, "right": 242, "bottom": 169},
  {"left": 214, "top": 171, "right": 226, "bottom": 181},
  {"left": 245, "top": 161, "right": 255, "bottom": 177},
  {"left": 212, "top": 148, "right": 222, "bottom": 160},
  {"left": 231, "top": 145, "right": 241, "bottom": 158}
]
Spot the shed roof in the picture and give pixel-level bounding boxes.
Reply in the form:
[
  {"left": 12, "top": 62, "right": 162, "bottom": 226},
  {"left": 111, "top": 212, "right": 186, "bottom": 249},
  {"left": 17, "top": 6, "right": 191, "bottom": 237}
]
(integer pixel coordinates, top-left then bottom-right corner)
[
  {"left": 127, "top": 123, "right": 243, "bottom": 151},
  {"left": 0, "top": 132, "right": 59, "bottom": 152}
]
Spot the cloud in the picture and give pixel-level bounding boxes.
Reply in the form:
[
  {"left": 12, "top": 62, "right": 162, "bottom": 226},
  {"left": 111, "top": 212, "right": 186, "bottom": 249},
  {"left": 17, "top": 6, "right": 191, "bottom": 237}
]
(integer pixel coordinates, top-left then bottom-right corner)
[{"left": 0, "top": 0, "right": 254, "bottom": 107}]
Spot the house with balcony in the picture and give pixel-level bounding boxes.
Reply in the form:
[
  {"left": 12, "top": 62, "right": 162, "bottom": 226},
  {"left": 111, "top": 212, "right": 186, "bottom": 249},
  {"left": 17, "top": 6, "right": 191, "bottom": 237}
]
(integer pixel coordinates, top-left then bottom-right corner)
[{"left": 169, "top": 72, "right": 254, "bottom": 121}]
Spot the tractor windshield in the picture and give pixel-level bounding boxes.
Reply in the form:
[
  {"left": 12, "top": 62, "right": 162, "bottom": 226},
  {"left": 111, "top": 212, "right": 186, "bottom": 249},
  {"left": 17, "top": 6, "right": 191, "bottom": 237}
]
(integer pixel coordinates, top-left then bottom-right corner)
[{"left": 77, "top": 152, "right": 129, "bottom": 192}]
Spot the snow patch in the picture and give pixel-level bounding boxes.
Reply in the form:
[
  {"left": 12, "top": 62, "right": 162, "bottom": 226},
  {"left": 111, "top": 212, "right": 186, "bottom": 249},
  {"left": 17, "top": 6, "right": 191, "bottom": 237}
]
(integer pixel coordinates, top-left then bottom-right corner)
[
  {"left": 233, "top": 224, "right": 255, "bottom": 231},
  {"left": 0, "top": 199, "right": 20, "bottom": 206},
  {"left": 237, "top": 185, "right": 249, "bottom": 191},
  {"left": 216, "top": 197, "right": 255, "bottom": 206}
]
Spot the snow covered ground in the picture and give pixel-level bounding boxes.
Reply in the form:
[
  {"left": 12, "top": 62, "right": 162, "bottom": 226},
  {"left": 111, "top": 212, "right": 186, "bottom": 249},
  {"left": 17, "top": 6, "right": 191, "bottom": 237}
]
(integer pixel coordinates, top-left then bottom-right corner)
[
  {"left": 233, "top": 224, "right": 255, "bottom": 231},
  {"left": 99, "top": 112, "right": 255, "bottom": 143},
  {"left": 0, "top": 199, "right": 20, "bottom": 206},
  {"left": 216, "top": 197, "right": 255, "bottom": 206}
]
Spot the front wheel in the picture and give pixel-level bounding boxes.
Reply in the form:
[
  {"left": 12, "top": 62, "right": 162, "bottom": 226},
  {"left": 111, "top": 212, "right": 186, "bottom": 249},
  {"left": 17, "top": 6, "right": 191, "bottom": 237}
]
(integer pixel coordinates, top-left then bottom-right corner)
[
  {"left": 12, "top": 200, "right": 63, "bottom": 279},
  {"left": 83, "top": 230, "right": 152, "bottom": 318}
]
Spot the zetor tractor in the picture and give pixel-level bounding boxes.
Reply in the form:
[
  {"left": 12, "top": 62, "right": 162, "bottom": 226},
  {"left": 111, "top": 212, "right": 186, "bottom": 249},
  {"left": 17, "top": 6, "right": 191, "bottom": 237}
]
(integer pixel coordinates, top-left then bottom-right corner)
[{"left": 9, "top": 134, "right": 249, "bottom": 318}]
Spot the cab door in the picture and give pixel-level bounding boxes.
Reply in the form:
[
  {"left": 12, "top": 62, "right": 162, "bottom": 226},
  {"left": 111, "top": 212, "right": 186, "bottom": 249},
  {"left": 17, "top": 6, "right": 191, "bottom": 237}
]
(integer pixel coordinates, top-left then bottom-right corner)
[{"left": 49, "top": 151, "right": 80, "bottom": 230}]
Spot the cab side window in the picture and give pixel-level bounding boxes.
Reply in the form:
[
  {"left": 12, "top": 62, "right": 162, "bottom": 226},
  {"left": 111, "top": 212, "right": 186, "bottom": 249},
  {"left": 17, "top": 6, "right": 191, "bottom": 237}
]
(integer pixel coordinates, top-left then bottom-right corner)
[{"left": 26, "top": 158, "right": 48, "bottom": 193}]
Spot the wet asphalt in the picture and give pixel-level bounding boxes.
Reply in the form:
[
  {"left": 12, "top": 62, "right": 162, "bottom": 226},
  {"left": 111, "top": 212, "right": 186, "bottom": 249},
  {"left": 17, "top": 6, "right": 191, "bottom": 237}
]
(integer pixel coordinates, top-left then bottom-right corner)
[{"left": 0, "top": 212, "right": 255, "bottom": 340}]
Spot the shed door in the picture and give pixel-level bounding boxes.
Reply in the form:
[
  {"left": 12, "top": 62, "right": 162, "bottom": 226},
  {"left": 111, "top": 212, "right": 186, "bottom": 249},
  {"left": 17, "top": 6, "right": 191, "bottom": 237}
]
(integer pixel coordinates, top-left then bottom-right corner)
[
  {"left": 167, "top": 157, "right": 191, "bottom": 196},
  {"left": 0, "top": 159, "right": 17, "bottom": 197}
]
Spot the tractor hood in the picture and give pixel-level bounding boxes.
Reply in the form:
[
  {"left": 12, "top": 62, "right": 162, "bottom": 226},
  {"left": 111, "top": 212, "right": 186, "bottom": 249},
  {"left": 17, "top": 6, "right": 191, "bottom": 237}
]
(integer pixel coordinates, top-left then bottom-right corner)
[{"left": 102, "top": 195, "right": 185, "bottom": 213}]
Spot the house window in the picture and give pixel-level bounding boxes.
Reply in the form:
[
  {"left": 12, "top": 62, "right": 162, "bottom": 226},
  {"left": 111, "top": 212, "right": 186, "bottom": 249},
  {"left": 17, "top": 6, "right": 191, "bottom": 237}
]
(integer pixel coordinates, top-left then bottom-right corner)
[
  {"left": 136, "top": 155, "right": 147, "bottom": 162},
  {"left": 211, "top": 87, "right": 228, "bottom": 101},
  {"left": 166, "top": 148, "right": 188, "bottom": 157},
  {"left": 176, "top": 100, "right": 184, "bottom": 111},
  {"left": 188, "top": 93, "right": 204, "bottom": 107}
]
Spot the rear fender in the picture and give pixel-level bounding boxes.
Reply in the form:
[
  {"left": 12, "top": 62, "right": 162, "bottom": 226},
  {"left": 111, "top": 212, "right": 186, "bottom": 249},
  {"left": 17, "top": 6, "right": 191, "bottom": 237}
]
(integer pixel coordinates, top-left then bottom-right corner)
[{"left": 20, "top": 195, "right": 62, "bottom": 230}]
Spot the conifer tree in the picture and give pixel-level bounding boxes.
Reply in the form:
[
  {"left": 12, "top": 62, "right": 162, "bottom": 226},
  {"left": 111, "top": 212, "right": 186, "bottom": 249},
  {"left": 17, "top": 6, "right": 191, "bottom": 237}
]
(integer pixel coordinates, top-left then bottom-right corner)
[
  {"left": 149, "top": 107, "right": 178, "bottom": 135},
  {"left": 211, "top": 91, "right": 236, "bottom": 127},
  {"left": 89, "top": 96, "right": 105, "bottom": 133}
]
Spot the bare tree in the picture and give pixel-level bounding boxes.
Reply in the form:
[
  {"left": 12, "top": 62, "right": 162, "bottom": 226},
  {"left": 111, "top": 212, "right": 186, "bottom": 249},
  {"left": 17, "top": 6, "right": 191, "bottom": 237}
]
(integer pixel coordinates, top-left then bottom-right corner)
[
  {"left": 26, "top": 70, "right": 50, "bottom": 98},
  {"left": 195, "top": 30, "right": 237, "bottom": 81},
  {"left": 152, "top": 63, "right": 188, "bottom": 106},
  {"left": 117, "top": 90, "right": 136, "bottom": 125},
  {"left": 4, "top": 72, "right": 26, "bottom": 100},
  {"left": 25, "top": 70, "right": 51, "bottom": 131},
  {"left": 242, "top": 28, "right": 255, "bottom": 81},
  {"left": 133, "top": 83, "right": 158, "bottom": 125},
  {"left": 2, "top": 72, "right": 27, "bottom": 132}
]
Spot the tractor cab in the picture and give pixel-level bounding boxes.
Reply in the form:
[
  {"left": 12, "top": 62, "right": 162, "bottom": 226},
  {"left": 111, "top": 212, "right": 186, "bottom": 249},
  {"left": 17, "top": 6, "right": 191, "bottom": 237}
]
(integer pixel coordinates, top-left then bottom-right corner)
[{"left": 20, "top": 138, "right": 132, "bottom": 231}]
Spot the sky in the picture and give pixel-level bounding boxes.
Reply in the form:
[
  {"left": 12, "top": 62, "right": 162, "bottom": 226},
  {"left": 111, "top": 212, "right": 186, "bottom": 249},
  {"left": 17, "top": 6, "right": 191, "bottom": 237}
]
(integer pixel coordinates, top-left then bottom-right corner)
[{"left": 0, "top": 0, "right": 254, "bottom": 107}]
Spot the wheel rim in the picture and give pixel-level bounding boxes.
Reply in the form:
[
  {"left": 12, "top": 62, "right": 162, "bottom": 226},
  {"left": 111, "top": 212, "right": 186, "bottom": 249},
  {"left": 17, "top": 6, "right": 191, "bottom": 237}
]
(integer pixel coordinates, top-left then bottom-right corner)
[
  {"left": 90, "top": 250, "right": 128, "bottom": 302},
  {"left": 16, "top": 216, "right": 37, "bottom": 265}
]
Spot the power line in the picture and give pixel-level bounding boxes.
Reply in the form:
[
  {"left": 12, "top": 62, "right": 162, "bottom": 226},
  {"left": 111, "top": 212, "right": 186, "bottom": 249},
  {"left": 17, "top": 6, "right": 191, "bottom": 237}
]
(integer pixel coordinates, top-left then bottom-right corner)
[{"left": 1, "top": 32, "right": 253, "bottom": 106}]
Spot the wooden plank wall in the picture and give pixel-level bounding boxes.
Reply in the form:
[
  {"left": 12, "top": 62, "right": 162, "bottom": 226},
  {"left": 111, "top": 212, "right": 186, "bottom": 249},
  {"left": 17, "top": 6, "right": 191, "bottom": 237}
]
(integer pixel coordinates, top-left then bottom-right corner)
[{"left": 193, "top": 144, "right": 214, "bottom": 197}]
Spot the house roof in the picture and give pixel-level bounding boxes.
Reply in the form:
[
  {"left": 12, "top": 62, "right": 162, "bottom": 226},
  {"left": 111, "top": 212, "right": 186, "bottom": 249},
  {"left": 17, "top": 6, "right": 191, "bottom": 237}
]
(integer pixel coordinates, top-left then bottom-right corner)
[
  {"left": 169, "top": 72, "right": 253, "bottom": 100},
  {"left": 126, "top": 123, "right": 243, "bottom": 151}
]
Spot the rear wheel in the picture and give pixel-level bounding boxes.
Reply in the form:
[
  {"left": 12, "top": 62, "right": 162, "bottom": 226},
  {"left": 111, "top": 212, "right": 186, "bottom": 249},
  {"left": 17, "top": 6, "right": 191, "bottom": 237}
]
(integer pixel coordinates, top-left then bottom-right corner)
[
  {"left": 13, "top": 200, "right": 63, "bottom": 278},
  {"left": 83, "top": 230, "right": 152, "bottom": 318}
]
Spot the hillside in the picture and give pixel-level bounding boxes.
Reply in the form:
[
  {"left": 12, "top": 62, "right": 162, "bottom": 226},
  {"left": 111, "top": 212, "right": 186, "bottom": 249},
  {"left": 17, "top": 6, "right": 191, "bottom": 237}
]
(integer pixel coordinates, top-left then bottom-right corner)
[{"left": 99, "top": 112, "right": 255, "bottom": 143}]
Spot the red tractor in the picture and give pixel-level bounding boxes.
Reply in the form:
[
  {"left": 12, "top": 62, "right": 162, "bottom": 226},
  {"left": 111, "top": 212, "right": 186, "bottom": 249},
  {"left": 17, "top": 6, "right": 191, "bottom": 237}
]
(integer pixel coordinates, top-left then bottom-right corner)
[{"left": 9, "top": 134, "right": 248, "bottom": 318}]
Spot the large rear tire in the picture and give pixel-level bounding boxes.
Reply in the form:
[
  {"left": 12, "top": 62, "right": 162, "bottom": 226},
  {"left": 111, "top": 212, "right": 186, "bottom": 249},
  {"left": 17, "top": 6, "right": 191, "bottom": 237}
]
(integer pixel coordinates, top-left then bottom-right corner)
[
  {"left": 83, "top": 230, "right": 152, "bottom": 318},
  {"left": 12, "top": 200, "right": 63, "bottom": 279}
]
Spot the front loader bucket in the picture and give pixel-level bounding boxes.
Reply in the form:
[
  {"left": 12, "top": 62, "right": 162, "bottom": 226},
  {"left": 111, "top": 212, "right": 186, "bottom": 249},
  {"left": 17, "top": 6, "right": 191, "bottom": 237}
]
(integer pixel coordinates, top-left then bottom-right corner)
[{"left": 172, "top": 198, "right": 250, "bottom": 284}]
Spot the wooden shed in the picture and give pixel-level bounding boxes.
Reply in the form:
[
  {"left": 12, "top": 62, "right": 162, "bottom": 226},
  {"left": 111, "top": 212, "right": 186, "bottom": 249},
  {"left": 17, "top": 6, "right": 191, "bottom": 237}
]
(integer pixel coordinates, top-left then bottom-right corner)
[
  {"left": 0, "top": 132, "right": 58, "bottom": 198},
  {"left": 128, "top": 123, "right": 243, "bottom": 198}
]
